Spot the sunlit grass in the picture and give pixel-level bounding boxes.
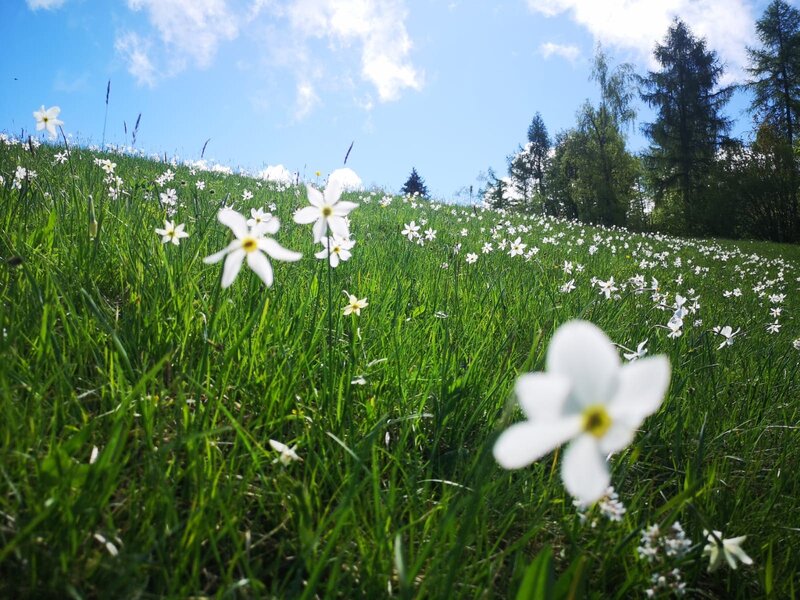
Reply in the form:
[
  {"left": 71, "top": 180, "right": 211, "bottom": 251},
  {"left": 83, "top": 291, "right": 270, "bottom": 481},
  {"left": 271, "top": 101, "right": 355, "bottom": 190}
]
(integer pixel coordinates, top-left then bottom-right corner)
[{"left": 0, "top": 138, "right": 798, "bottom": 598}]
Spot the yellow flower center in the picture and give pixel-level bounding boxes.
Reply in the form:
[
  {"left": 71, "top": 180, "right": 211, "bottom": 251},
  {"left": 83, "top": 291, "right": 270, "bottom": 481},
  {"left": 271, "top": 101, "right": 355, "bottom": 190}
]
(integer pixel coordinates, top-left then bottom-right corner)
[
  {"left": 322, "top": 206, "right": 333, "bottom": 217},
  {"left": 332, "top": 245, "right": 341, "bottom": 254},
  {"left": 242, "top": 237, "right": 258, "bottom": 253},
  {"left": 582, "top": 405, "right": 612, "bottom": 438}
]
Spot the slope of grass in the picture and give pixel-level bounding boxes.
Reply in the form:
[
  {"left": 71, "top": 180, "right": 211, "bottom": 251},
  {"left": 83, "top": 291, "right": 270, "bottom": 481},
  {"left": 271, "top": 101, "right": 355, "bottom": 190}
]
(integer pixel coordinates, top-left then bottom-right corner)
[{"left": 0, "top": 137, "right": 798, "bottom": 598}]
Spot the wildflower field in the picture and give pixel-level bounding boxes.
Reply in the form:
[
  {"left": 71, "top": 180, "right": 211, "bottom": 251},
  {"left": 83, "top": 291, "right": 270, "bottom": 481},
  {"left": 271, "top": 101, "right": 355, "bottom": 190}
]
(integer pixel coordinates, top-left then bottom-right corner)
[{"left": 1, "top": 136, "right": 799, "bottom": 598}]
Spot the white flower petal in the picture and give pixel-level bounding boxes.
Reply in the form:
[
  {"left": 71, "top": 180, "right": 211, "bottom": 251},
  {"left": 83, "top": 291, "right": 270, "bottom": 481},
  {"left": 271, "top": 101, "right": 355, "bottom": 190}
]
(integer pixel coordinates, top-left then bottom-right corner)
[
  {"left": 324, "top": 179, "right": 342, "bottom": 205},
  {"left": 514, "top": 373, "right": 571, "bottom": 421},
  {"left": 247, "top": 252, "right": 273, "bottom": 287},
  {"left": 204, "top": 247, "right": 230, "bottom": 264},
  {"left": 561, "top": 434, "right": 610, "bottom": 503},
  {"left": 312, "top": 217, "right": 327, "bottom": 243},
  {"left": 328, "top": 215, "right": 350, "bottom": 239},
  {"left": 546, "top": 321, "right": 620, "bottom": 410},
  {"left": 598, "top": 421, "right": 635, "bottom": 455},
  {"left": 306, "top": 184, "right": 323, "bottom": 208},
  {"left": 218, "top": 209, "right": 249, "bottom": 239},
  {"left": 259, "top": 238, "right": 302, "bottom": 262},
  {"left": 332, "top": 201, "right": 358, "bottom": 216},
  {"left": 493, "top": 418, "right": 581, "bottom": 470},
  {"left": 221, "top": 249, "right": 246, "bottom": 288},
  {"left": 262, "top": 217, "right": 280, "bottom": 235},
  {"left": 609, "top": 355, "right": 670, "bottom": 423},
  {"left": 294, "top": 205, "right": 319, "bottom": 224}
]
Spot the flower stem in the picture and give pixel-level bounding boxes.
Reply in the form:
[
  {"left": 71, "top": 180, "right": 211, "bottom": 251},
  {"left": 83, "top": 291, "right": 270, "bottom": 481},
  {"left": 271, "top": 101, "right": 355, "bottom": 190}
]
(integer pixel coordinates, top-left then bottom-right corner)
[{"left": 326, "top": 255, "right": 334, "bottom": 407}]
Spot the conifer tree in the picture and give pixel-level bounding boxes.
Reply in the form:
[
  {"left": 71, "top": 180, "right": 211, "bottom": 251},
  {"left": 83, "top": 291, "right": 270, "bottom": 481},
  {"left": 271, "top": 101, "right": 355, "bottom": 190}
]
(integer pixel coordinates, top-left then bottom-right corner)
[
  {"left": 400, "top": 168, "right": 429, "bottom": 198},
  {"left": 640, "top": 19, "right": 733, "bottom": 233},
  {"left": 747, "top": 0, "right": 800, "bottom": 239}
]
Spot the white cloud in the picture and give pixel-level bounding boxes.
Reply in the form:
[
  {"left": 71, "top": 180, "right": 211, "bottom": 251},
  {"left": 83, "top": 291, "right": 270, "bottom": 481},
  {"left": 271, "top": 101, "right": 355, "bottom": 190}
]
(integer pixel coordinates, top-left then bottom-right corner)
[
  {"left": 115, "top": 32, "right": 157, "bottom": 87},
  {"left": 127, "top": 0, "right": 238, "bottom": 67},
  {"left": 295, "top": 81, "right": 320, "bottom": 120},
  {"left": 285, "top": 0, "right": 424, "bottom": 102},
  {"left": 539, "top": 41, "right": 581, "bottom": 63},
  {"left": 26, "top": 0, "right": 67, "bottom": 9},
  {"left": 527, "top": 0, "right": 756, "bottom": 82},
  {"left": 112, "top": 0, "right": 422, "bottom": 113}
]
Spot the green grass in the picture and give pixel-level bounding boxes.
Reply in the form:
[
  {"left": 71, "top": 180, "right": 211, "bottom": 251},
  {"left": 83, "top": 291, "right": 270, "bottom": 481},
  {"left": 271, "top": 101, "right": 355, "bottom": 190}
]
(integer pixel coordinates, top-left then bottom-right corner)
[{"left": 1, "top": 137, "right": 799, "bottom": 598}]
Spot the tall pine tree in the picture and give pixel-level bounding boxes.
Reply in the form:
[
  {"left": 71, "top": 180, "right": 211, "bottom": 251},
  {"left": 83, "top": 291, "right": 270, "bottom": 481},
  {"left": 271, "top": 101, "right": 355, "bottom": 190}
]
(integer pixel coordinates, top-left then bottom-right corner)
[
  {"left": 748, "top": 0, "right": 800, "bottom": 147},
  {"left": 747, "top": 0, "right": 800, "bottom": 240},
  {"left": 640, "top": 19, "right": 733, "bottom": 233}
]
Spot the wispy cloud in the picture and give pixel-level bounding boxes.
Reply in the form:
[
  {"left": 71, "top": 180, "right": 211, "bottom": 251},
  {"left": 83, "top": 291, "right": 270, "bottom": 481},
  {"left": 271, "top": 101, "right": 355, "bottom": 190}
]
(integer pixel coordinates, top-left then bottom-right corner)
[
  {"left": 53, "top": 70, "right": 90, "bottom": 93},
  {"left": 115, "top": 32, "right": 156, "bottom": 87},
  {"left": 294, "top": 81, "right": 320, "bottom": 120},
  {"left": 284, "top": 0, "right": 424, "bottom": 102},
  {"left": 126, "top": 0, "right": 238, "bottom": 68},
  {"left": 539, "top": 41, "right": 581, "bottom": 63},
  {"left": 26, "top": 0, "right": 68, "bottom": 9},
  {"left": 527, "top": 0, "right": 756, "bottom": 82},
  {"left": 110, "top": 0, "right": 423, "bottom": 115}
]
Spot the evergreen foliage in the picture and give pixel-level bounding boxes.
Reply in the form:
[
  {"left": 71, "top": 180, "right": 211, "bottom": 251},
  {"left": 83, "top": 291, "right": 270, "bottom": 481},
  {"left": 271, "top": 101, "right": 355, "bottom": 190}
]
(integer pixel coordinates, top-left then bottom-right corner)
[
  {"left": 400, "top": 167, "right": 429, "bottom": 198},
  {"left": 640, "top": 19, "right": 733, "bottom": 234},
  {"left": 747, "top": 0, "right": 800, "bottom": 240}
]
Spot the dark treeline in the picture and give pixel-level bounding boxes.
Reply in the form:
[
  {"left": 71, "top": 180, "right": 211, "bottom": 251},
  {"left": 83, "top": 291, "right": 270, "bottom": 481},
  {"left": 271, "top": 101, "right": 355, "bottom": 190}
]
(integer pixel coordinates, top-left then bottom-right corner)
[{"left": 482, "top": 0, "right": 800, "bottom": 243}]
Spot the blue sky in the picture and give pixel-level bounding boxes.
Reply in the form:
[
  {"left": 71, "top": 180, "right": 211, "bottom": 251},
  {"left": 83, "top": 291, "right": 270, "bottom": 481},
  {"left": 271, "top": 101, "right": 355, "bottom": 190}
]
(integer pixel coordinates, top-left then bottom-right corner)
[{"left": 0, "top": 0, "right": 783, "bottom": 199}]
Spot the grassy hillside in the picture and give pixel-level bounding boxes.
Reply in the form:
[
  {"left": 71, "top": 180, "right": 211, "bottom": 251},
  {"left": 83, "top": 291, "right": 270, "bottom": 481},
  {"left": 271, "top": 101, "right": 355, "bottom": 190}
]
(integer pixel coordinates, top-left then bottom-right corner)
[{"left": 1, "top": 136, "right": 798, "bottom": 598}]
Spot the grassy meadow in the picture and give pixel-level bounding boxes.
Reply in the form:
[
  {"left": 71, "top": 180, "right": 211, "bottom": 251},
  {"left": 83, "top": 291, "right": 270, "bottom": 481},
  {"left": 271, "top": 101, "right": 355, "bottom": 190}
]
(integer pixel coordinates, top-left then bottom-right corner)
[{"left": 0, "top": 136, "right": 799, "bottom": 598}]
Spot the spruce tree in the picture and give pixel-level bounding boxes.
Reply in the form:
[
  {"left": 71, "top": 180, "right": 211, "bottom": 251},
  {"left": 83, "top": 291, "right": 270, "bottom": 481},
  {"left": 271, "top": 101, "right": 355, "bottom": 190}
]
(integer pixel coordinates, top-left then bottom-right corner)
[
  {"left": 400, "top": 168, "right": 429, "bottom": 198},
  {"left": 747, "top": 0, "right": 800, "bottom": 239},
  {"left": 748, "top": 0, "right": 800, "bottom": 147},
  {"left": 640, "top": 19, "right": 733, "bottom": 233}
]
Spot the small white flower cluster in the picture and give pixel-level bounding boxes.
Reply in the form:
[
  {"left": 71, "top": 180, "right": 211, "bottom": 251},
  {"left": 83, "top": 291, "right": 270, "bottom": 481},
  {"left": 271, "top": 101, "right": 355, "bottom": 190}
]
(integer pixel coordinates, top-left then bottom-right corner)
[
  {"left": 12, "top": 165, "right": 36, "bottom": 190},
  {"left": 637, "top": 522, "right": 692, "bottom": 562},
  {"left": 159, "top": 188, "right": 179, "bottom": 216},
  {"left": 155, "top": 168, "right": 175, "bottom": 187},
  {"left": 645, "top": 568, "right": 686, "bottom": 598},
  {"left": 573, "top": 486, "right": 627, "bottom": 527},
  {"left": 638, "top": 522, "right": 692, "bottom": 597}
]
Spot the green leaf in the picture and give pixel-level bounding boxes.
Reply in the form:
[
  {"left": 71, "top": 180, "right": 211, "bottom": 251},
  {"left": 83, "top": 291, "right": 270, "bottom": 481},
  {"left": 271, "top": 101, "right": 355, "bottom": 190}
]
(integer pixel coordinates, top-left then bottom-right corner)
[{"left": 516, "top": 545, "right": 555, "bottom": 600}]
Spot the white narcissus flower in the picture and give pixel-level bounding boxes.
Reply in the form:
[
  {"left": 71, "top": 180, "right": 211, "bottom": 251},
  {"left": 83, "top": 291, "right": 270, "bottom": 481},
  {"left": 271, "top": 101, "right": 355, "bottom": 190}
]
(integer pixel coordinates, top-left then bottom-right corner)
[
  {"left": 342, "top": 291, "right": 368, "bottom": 316},
  {"left": 293, "top": 181, "right": 358, "bottom": 242},
  {"left": 623, "top": 340, "right": 648, "bottom": 362},
  {"left": 702, "top": 530, "right": 753, "bottom": 572},
  {"left": 204, "top": 209, "right": 301, "bottom": 288},
  {"left": 269, "top": 439, "right": 301, "bottom": 466},
  {"left": 493, "top": 320, "right": 671, "bottom": 504},
  {"left": 712, "top": 325, "right": 741, "bottom": 350},
  {"left": 315, "top": 235, "right": 355, "bottom": 268},
  {"left": 33, "top": 105, "right": 63, "bottom": 138},
  {"left": 155, "top": 220, "right": 189, "bottom": 245},
  {"left": 247, "top": 207, "right": 274, "bottom": 229}
]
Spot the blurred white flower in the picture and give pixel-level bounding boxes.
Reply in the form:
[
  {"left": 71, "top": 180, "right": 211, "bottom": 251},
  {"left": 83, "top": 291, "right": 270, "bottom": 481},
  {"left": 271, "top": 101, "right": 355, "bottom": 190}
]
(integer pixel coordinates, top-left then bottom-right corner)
[
  {"left": 33, "top": 105, "right": 63, "bottom": 138},
  {"left": 204, "top": 209, "right": 301, "bottom": 288},
  {"left": 269, "top": 439, "right": 302, "bottom": 466},
  {"left": 493, "top": 320, "right": 671, "bottom": 504},
  {"left": 703, "top": 531, "right": 753, "bottom": 572}
]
